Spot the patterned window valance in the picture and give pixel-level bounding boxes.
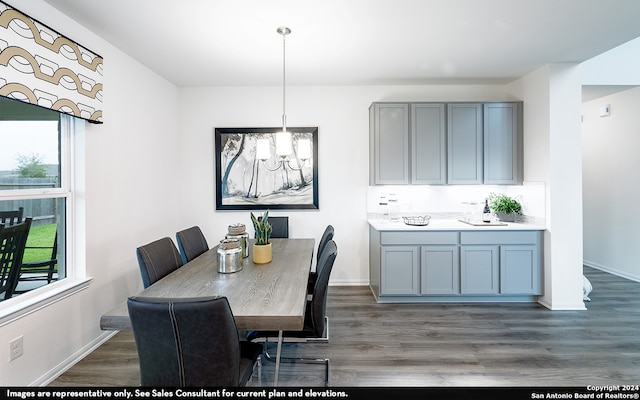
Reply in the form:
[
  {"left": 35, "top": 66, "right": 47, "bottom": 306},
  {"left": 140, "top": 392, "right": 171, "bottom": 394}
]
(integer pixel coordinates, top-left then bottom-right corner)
[{"left": 0, "top": 1, "right": 103, "bottom": 123}]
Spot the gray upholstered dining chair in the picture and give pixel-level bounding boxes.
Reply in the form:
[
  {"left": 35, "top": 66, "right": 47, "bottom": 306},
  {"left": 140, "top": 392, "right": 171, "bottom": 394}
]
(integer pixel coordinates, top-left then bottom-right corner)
[
  {"left": 136, "top": 237, "right": 183, "bottom": 288},
  {"left": 175, "top": 225, "right": 209, "bottom": 264},
  {"left": 127, "top": 295, "right": 263, "bottom": 387},
  {"left": 0, "top": 217, "right": 32, "bottom": 300},
  {"left": 247, "top": 239, "right": 337, "bottom": 385}
]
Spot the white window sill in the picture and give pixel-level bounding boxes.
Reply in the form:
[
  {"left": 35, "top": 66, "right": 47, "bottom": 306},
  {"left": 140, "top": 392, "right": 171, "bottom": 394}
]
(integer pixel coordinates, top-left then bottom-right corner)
[{"left": 0, "top": 277, "right": 93, "bottom": 327}]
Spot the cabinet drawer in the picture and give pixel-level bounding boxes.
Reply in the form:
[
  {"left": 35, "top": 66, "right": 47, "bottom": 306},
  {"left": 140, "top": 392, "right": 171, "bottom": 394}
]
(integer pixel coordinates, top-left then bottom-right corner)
[
  {"left": 460, "top": 231, "right": 539, "bottom": 245},
  {"left": 381, "top": 231, "right": 458, "bottom": 245}
]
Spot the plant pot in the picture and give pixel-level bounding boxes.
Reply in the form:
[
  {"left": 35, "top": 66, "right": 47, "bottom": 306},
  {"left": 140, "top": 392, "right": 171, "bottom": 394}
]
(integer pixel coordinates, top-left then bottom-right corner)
[
  {"left": 496, "top": 212, "right": 518, "bottom": 222},
  {"left": 252, "top": 243, "right": 272, "bottom": 264}
]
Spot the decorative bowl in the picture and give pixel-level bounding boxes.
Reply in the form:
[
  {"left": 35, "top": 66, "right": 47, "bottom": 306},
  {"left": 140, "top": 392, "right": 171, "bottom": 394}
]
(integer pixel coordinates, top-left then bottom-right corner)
[{"left": 402, "top": 215, "right": 431, "bottom": 226}]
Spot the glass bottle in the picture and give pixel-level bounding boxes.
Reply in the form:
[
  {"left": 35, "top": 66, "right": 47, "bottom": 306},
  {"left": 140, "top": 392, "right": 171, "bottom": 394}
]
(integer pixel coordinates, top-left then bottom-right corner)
[
  {"left": 482, "top": 199, "right": 492, "bottom": 223},
  {"left": 388, "top": 193, "right": 400, "bottom": 221},
  {"left": 378, "top": 196, "right": 389, "bottom": 221}
]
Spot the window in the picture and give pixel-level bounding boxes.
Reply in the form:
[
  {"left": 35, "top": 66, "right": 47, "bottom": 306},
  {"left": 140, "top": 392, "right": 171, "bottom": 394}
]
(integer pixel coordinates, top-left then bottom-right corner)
[{"left": 0, "top": 96, "right": 84, "bottom": 312}]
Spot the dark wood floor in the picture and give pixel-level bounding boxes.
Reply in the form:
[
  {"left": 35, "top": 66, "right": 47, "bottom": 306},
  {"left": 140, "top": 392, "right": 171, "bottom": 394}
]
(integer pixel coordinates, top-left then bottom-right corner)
[{"left": 49, "top": 266, "right": 640, "bottom": 387}]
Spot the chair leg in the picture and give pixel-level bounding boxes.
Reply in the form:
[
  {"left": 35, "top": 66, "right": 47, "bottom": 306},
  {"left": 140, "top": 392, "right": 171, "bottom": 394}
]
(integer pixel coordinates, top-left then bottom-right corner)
[
  {"left": 261, "top": 338, "right": 330, "bottom": 386},
  {"left": 257, "top": 355, "right": 262, "bottom": 386}
]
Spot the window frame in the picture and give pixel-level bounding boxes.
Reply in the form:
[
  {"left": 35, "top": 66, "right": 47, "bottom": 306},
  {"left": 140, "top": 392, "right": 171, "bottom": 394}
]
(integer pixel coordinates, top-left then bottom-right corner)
[{"left": 0, "top": 111, "right": 89, "bottom": 326}]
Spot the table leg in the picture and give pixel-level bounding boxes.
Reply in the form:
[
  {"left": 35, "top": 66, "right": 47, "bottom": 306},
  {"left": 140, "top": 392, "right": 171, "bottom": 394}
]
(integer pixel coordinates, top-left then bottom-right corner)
[{"left": 274, "top": 330, "right": 284, "bottom": 386}]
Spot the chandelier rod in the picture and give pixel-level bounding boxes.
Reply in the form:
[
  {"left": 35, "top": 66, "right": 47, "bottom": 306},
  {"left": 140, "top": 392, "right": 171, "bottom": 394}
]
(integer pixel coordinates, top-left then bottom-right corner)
[{"left": 278, "top": 26, "right": 291, "bottom": 133}]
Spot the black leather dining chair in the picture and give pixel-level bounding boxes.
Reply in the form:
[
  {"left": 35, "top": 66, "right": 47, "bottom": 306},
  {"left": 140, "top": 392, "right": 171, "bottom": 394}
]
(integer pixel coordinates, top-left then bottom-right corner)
[
  {"left": 307, "top": 225, "right": 334, "bottom": 295},
  {"left": 175, "top": 225, "right": 209, "bottom": 264},
  {"left": 247, "top": 239, "right": 337, "bottom": 385},
  {"left": 136, "top": 237, "right": 183, "bottom": 288},
  {"left": 127, "top": 296, "right": 263, "bottom": 387},
  {"left": 0, "top": 217, "right": 32, "bottom": 300},
  {"left": 260, "top": 216, "right": 289, "bottom": 238}
]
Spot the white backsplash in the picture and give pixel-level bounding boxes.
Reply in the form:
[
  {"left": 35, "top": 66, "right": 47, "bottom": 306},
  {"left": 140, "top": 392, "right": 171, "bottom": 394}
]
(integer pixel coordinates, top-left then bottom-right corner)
[{"left": 367, "top": 181, "right": 546, "bottom": 222}]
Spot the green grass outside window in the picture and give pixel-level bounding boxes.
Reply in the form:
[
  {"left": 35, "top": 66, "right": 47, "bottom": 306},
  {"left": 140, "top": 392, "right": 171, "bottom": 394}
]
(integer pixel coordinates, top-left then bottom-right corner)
[{"left": 23, "top": 223, "right": 57, "bottom": 262}]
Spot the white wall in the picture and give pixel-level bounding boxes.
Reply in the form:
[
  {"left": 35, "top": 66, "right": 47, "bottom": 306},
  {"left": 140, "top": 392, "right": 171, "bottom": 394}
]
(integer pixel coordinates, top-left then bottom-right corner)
[
  {"left": 509, "top": 64, "right": 585, "bottom": 310},
  {"left": 1, "top": 0, "right": 181, "bottom": 385},
  {"left": 582, "top": 87, "right": 640, "bottom": 281}
]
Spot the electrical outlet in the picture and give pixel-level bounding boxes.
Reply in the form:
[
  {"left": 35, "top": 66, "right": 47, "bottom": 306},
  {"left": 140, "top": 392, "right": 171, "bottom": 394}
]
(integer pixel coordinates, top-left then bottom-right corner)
[{"left": 9, "top": 336, "right": 23, "bottom": 361}]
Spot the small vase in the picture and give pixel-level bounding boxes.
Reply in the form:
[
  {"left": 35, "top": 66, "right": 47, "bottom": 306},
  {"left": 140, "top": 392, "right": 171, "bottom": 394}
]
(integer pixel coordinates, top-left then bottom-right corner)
[{"left": 253, "top": 243, "right": 272, "bottom": 264}]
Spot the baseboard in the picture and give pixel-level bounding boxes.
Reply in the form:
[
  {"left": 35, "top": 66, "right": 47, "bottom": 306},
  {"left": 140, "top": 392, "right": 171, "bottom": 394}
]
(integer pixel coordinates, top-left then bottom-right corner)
[
  {"left": 584, "top": 261, "right": 640, "bottom": 283},
  {"left": 32, "top": 330, "right": 119, "bottom": 386},
  {"left": 328, "top": 280, "right": 369, "bottom": 286}
]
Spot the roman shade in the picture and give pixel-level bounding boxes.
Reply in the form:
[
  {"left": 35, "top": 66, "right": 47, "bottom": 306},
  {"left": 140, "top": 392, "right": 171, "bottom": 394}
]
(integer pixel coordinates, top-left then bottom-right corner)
[{"left": 0, "top": 1, "right": 103, "bottom": 123}]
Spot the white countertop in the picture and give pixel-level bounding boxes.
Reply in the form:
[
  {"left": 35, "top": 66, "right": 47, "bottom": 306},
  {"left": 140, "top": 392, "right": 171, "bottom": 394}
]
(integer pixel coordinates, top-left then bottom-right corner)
[{"left": 368, "top": 218, "right": 546, "bottom": 231}]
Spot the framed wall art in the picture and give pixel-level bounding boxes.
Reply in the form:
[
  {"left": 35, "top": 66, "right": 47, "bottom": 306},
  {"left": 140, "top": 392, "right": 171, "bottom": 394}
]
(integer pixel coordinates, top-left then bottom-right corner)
[{"left": 215, "top": 127, "right": 318, "bottom": 210}]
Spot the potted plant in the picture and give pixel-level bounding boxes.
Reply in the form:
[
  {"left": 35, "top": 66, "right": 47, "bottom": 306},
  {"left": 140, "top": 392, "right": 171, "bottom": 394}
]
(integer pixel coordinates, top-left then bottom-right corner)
[
  {"left": 488, "top": 192, "right": 522, "bottom": 222},
  {"left": 250, "top": 210, "right": 273, "bottom": 264}
]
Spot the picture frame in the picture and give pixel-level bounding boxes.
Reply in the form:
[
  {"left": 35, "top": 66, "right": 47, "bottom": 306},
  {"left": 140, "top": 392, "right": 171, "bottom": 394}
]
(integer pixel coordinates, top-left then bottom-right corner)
[{"left": 215, "top": 127, "right": 318, "bottom": 210}]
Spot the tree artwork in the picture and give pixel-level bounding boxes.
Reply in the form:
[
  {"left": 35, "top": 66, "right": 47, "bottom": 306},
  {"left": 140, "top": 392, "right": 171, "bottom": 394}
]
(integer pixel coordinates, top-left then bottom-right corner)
[{"left": 215, "top": 127, "right": 318, "bottom": 210}]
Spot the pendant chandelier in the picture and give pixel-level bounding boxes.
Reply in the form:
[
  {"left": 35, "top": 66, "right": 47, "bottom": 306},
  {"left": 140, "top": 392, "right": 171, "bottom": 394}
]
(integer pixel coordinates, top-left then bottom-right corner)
[{"left": 256, "top": 26, "right": 311, "bottom": 170}]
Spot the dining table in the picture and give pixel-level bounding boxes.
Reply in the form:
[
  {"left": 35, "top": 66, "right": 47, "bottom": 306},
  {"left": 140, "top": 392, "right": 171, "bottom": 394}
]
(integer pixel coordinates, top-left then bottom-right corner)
[{"left": 100, "top": 237, "right": 315, "bottom": 386}]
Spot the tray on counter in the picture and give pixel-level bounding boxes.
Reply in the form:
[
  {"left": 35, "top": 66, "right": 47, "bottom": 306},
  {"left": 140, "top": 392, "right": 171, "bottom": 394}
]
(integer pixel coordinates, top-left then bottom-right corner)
[{"left": 458, "top": 219, "right": 508, "bottom": 226}]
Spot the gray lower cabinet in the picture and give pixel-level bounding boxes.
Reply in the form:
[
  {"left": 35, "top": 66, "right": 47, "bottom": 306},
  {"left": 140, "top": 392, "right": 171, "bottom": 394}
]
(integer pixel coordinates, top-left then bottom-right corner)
[
  {"left": 460, "top": 245, "right": 500, "bottom": 294},
  {"left": 421, "top": 246, "right": 459, "bottom": 294},
  {"left": 369, "top": 226, "right": 543, "bottom": 302},
  {"left": 500, "top": 245, "right": 540, "bottom": 294},
  {"left": 380, "top": 246, "right": 419, "bottom": 295}
]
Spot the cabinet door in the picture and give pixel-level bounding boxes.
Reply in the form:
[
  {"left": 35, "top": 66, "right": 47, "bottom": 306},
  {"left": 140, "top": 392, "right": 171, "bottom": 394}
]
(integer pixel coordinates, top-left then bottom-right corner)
[
  {"left": 500, "top": 245, "right": 541, "bottom": 294},
  {"left": 370, "top": 103, "right": 409, "bottom": 184},
  {"left": 411, "top": 103, "right": 446, "bottom": 184},
  {"left": 447, "top": 103, "right": 483, "bottom": 184},
  {"left": 381, "top": 246, "right": 419, "bottom": 295},
  {"left": 421, "top": 246, "right": 459, "bottom": 294},
  {"left": 484, "top": 103, "right": 522, "bottom": 184},
  {"left": 460, "top": 245, "right": 499, "bottom": 294}
]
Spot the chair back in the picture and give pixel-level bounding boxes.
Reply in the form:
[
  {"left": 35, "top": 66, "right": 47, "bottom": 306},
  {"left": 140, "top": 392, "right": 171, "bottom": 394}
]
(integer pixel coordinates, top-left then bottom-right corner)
[
  {"left": 176, "top": 226, "right": 209, "bottom": 264},
  {"left": 260, "top": 216, "right": 289, "bottom": 238},
  {"left": 0, "top": 218, "right": 32, "bottom": 300},
  {"left": 136, "top": 237, "right": 183, "bottom": 288},
  {"left": 0, "top": 207, "right": 24, "bottom": 226},
  {"left": 127, "top": 296, "right": 242, "bottom": 387},
  {"left": 316, "top": 225, "right": 334, "bottom": 264},
  {"left": 308, "top": 240, "right": 337, "bottom": 336}
]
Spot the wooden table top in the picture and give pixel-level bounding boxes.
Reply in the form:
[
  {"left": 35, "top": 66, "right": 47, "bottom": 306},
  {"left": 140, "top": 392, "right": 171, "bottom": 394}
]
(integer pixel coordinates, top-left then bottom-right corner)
[{"left": 100, "top": 238, "right": 315, "bottom": 331}]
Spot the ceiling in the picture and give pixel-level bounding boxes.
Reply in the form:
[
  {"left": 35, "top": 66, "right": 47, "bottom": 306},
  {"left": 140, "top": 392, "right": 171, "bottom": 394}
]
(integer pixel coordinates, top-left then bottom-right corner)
[{"left": 43, "top": 0, "right": 640, "bottom": 91}]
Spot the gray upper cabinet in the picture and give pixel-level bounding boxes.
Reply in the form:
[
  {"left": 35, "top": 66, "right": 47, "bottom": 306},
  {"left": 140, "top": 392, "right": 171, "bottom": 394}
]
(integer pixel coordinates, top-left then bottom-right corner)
[
  {"left": 370, "top": 101, "right": 523, "bottom": 185},
  {"left": 412, "top": 103, "right": 446, "bottom": 184},
  {"left": 447, "top": 103, "right": 483, "bottom": 184},
  {"left": 369, "top": 103, "right": 409, "bottom": 184},
  {"left": 484, "top": 102, "right": 523, "bottom": 185}
]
